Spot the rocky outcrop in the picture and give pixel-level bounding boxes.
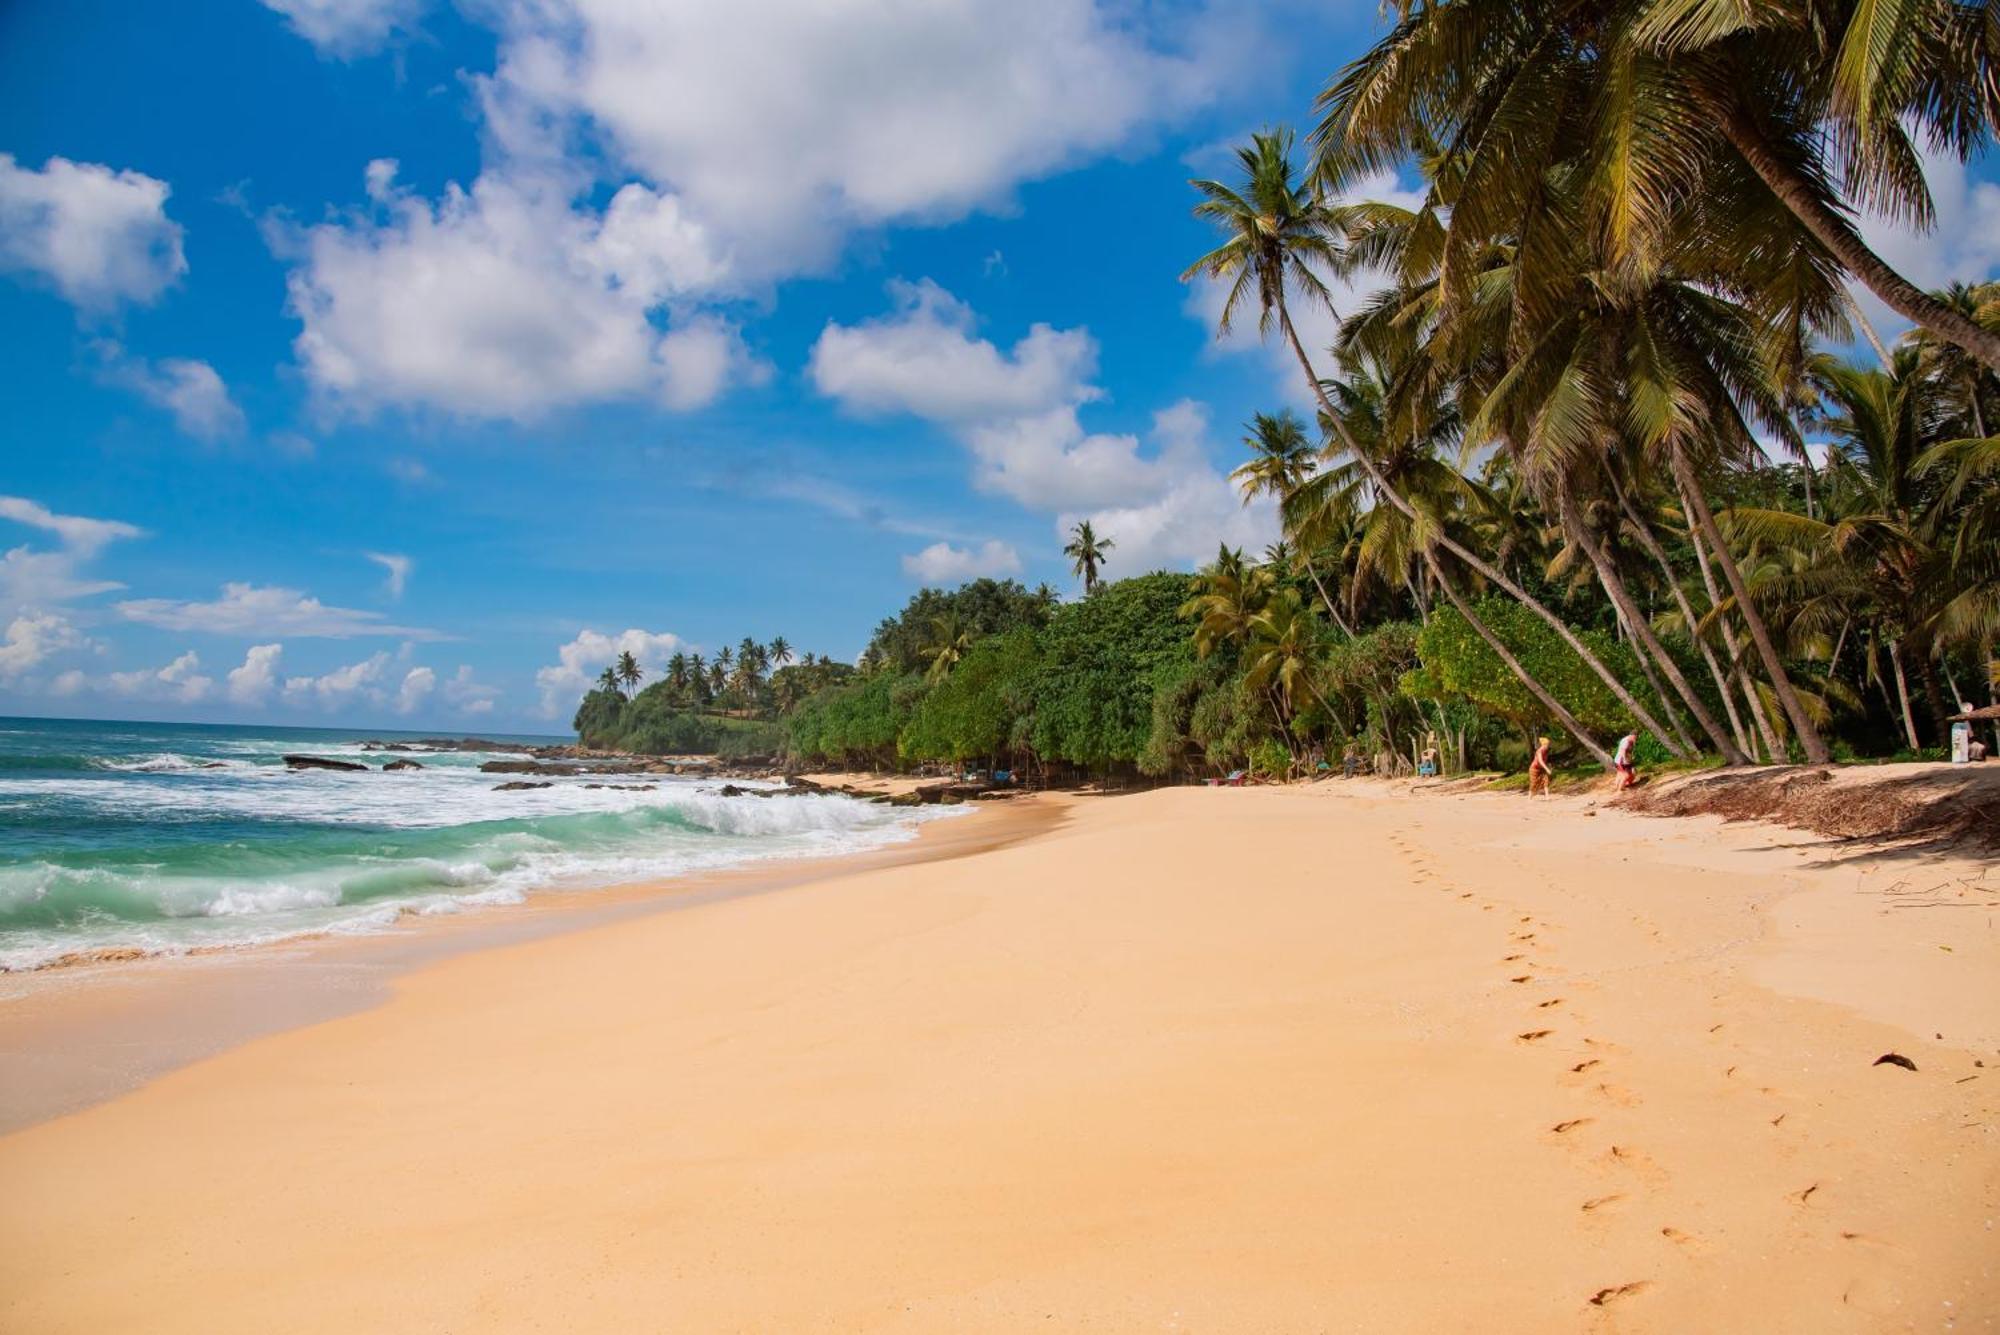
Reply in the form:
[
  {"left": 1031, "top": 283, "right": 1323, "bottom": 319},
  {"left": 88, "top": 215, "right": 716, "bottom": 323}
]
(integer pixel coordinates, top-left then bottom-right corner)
[
  {"left": 382, "top": 759, "right": 424, "bottom": 771},
  {"left": 283, "top": 754, "right": 369, "bottom": 772},
  {"left": 493, "top": 780, "right": 554, "bottom": 791},
  {"left": 480, "top": 760, "right": 584, "bottom": 776}
]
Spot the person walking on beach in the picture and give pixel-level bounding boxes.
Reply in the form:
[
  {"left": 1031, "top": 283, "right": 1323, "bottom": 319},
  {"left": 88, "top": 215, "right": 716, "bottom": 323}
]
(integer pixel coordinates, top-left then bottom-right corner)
[
  {"left": 1613, "top": 730, "right": 1639, "bottom": 791},
  {"left": 1527, "top": 736, "right": 1553, "bottom": 799}
]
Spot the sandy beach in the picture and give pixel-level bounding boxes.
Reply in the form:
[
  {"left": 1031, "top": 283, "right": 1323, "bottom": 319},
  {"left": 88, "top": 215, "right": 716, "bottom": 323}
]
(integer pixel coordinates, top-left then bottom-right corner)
[{"left": 2, "top": 779, "right": 1996, "bottom": 1332}]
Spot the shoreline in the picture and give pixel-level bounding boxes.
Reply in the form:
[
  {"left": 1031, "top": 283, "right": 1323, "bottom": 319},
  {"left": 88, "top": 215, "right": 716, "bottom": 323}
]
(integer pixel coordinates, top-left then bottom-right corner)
[
  {"left": 2, "top": 776, "right": 1994, "bottom": 1330},
  {"left": 0, "top": 785, "right": 1056, "bottom": 1134}
]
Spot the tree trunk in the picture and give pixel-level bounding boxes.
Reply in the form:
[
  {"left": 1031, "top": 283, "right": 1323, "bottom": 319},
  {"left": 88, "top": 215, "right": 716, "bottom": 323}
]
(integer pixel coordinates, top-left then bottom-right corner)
[
  {"left": 1611, "top": 472, "right": 1756, "bottom": 758},
  {"left": 1682, "top": 498, "right": 1785, "bottom": 760},
  {"left": 1845, "top": 288, "right": 1894, "bottom": 367},
  {"left": 1888, "top": 638, "right": 1921, "bottom": 751},
  {"left": 1562, "top": 489, "right": 1747, "bottom": 762},
  {"left": 1667, "top": 440, "right": 1831, "bottom": 762},
  {"left": 1277, "top": 304, "right": 1680, "bottom": 748},
  {"left": 1715, "top": 103, "right": 2000, "bottom": 374},
  {"left": 1427, "top": 553, "right": 1615, "bottom": 768},
  {"left": 1625, "top": 609, "right": 1701, "bottom": 756},
  {"left": 1300, "top": 551, "right": 1354, "bottom": 636}
]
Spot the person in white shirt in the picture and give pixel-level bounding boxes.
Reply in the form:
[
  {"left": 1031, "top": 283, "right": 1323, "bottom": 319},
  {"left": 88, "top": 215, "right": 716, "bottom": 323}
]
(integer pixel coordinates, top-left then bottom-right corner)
[{"left": 1614, "top": 731, "right": 1638, "bottom": 790}]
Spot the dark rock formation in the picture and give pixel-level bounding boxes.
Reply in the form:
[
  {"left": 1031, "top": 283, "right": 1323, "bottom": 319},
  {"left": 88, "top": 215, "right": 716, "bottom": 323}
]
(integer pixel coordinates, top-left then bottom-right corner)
[
  {"left": 283, "top": 754, "right": 369, "bottom": 772},
  {"left": 382, "top": 759, "right": 424, "bottom": 771},
  {"left": 493, "top": 780, "right": 554, "bottom": 791}
]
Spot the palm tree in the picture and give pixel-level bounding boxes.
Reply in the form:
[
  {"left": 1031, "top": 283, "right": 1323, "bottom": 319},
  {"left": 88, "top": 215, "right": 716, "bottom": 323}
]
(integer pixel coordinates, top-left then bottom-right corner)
[
  {"left": 1180, "top": 545, "right": 1276, "bottom": 659},
  {"left": 1064, "top": 520, "right": 1114, "bottom": 594},
  {"left": 596, "top": 666, "right": 620, "bottom": 695},
  {"left": 1232, "top": 410, "right": 1353, "bottom": 633},
  {"left": 615, "top": 651, "right": 642, "bottom": 698},
  {"left": 922, "top": 612, "right": 974, "bottom": 684},
  {"left": 1244, "top": 590, "right": 1341, "bottom": 725},
  {"left": 1313, "top": 0, "right": 2000, "bottom": 373},
  {"left": 666, "top": 652, "right": 689, "bottom": 693},
  {"left": 768, "top": 636, "right": 794, "bottom": 669},
  {"left": 1182, "top": 129, "right": 1653, "bottom": 767}
]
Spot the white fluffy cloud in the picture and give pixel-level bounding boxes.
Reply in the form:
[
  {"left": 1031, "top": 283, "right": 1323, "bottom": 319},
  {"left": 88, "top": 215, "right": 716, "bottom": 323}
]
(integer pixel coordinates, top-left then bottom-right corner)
[
  {"left": 813, "top": 282, "right": 1276, "bottom": 567},
  {"left": 483, "top": 0, "right": 1224, "bottom": 278},
  {"left": 280, "top": 164, "right": 758, "bottom": 419},
  {"left": 534, "top": 627, "right": 683, "bottom": 716},
  {"left": 117, "top": 582, "right": 443, "bottom": 639},
  {"left": 810, "top": 279, "right": 1098, "bottom": 424},
  {"left": 900, "top": 539, "right": 1023, "bottom": 584},
  {"left": 259, "top": 0, "right": 425, "bottom": 55},
  {"left": 107, "top": 650, "right": 214, "bottom": 704},
  {"left": 0, "top": 612, "right": 91, "bottom": 681},
  {"left": 0, "top": 154, "right": 186, "bottom": 312},
  {"left": 393, "top": 665, "right": 434, "bottom": 714},
  {"left": 227, "top": 644, "right": 284, "bottom": 705},
  {"left": 94, "top": 343, "right": 246, "bottom": 441},
  {"left": 284, "top": 651, "right": 391, "bottom": 710},
  {"left": 1852, "top": 143, "right": 2000, "bottom": 344},
  {"left": 811, "top": 280, "right": 1171, "bottom": 510},
  {"left": 443, "top": 664, "right": 500, "bottom": 715},
  {"left": 364, "top": 551, "right": 412, "bottom": 599},
  {"left": 1059, "top": 403, "right": 1278, "bottom": 574},
  {"left": 274, "top": 0, "right": 1240, "bottom": 417}
]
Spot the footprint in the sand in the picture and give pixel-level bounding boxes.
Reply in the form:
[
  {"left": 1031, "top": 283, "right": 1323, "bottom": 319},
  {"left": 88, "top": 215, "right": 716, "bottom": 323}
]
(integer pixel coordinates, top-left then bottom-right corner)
[
  {"left": 1509, "top": 975, "right": 1535, "bottom": 984},
  {"left": 1593, "top": 1082, "right": 1642, "bottom": 1107},
  {"left": 1790, "top": 1182, "right": 1821, "bottom": 1207},
  {"left": 1604, "top": 1144, "right": 1669, "bottom": 1186},
  {"left": 1570, "top": 1058, "right": 1602, "bottom": 1074},
  {"left": 1588, "top": 1282, "right": 1651, "bottom": 1308},
  {"left": 1551, "top": 1117, "right": 1594, "bottom": 1134},
  {"left": 1580, "top": 1193, "right": 1625, "bottom": 1213},
  {"left": 1537, "top": 997, "right": 1564, "bottom": 1009},
  {"left": 1517, "top": 1029, "right": 1554, "bottom": 1043},
  {"left": 1660, "top": 1227, "right": 1707, "bottom": 1254}
]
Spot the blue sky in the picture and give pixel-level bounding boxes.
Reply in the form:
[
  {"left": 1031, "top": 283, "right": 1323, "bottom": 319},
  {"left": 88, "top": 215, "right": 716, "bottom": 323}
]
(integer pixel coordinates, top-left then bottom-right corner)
[{"left": 4, "top": 1, "right": 1997, "bottom": 733}]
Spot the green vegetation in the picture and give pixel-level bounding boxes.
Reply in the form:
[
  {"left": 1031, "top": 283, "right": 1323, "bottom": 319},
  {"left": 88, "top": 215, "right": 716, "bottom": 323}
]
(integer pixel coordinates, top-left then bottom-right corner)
[{"left": 572, "top": 8, "right": 1999, "bottom": 779}]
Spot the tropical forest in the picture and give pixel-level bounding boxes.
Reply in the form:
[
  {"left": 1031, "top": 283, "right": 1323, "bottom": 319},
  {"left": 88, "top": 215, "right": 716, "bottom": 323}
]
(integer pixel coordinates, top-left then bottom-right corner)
[{"left": 577, "top": 0, "right": 2000, "bottom": 783}]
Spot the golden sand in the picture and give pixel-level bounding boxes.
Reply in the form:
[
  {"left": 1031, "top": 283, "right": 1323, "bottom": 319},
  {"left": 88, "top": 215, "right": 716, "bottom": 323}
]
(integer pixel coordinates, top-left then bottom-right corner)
[{"left": 2, "top": 781, "right": 1995, "bottom": 1331}]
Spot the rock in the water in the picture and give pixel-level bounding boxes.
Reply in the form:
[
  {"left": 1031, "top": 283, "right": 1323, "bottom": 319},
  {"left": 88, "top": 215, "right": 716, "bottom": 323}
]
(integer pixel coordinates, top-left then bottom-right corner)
[
  {"left": 382, "top": 759, "right": 424, "bottom": 771},
  {"left": 480, "top": 760, "right": 582, "bottom": 776},
  {"left": 283, "top": 754, "right": 369, "bottom": 772},
  {"left": 493, "top": 780, "right": 554, "bottom": 791}
]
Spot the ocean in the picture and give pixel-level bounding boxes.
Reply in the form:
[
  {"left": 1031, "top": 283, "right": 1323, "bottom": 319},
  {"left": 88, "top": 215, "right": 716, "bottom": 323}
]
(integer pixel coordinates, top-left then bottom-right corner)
[{"left": 0, "top": 716, "right": 947, "bottom": 972}]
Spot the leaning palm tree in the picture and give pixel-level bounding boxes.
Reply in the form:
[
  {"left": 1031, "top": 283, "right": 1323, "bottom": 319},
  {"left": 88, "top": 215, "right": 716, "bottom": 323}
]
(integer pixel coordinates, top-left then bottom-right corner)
[
  {"left": 614, "top": 651, "right": 642, "bottom": 698},
  {"left": 1313, "top": 0, "right": 2000, "bottom": 373},
  {"left": 1064, "top": 520, "right": 1114, "bottom": 594},
  {"left": 1182, "top": 129, "right": 1652, "bottom": 767}
]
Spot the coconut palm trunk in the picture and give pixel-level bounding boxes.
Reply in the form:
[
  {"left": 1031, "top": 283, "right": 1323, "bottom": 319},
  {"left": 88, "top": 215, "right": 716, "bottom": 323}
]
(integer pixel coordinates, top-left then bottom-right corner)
[
  {"left": 1426, "top": 553, "right": 1614, "bottom": 768},
  {"left": 1681, "top": 498, "right": 1786, "bottom": 761},
  {"left": 1558, "top": 490, "right": 1747, "bottom": 763},
  {"left": 1714, "top": 105, "right": 2000, "bottom": 375},
  {"left": 1277, "top": 306, "right": 1681, "bottom": 749},
  {"left": 1300, "top": 552, "right": 1354, "bottom": 636},
  {"left": 1666, "top": 440, "right": 1832, "bottom": 763},
  {"left": 1609, "top": 474, "right": 1755, "bottom": 759},
  {"left": 1888, "top": 638, "right": 1922, "bottom": 751}
]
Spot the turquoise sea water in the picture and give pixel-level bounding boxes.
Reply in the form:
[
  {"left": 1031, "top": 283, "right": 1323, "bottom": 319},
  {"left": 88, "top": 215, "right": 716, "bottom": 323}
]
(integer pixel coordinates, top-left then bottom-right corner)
[{"left": 0, "top": 717, "right": 941, "bottom": 971}]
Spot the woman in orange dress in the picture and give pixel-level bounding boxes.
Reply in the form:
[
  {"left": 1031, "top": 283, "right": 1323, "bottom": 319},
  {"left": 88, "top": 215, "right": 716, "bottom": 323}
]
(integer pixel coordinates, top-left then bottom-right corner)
[{"left": 1527, "top": 735, "right": 1553, "bottom": 798}]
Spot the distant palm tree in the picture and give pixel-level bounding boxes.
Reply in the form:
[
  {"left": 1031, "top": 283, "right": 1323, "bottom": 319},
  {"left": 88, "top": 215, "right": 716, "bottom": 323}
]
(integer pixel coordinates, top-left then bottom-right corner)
[
  {"left": 597, "top": 666, "right": 620, "bottom": 695},
  {"left": 615, "top": 651, "right": 642, "bottom": 698},
  {"left": 1064, "top": 520, "right": 1114, "bottom": 594},
  {"left": 667, "top": 652, "right": 689, "bottom": 692},
  {"left": 922, "top": 612, "right": 974, "bottom": 684},
  {"left": 768, "top": 636, "right": 793, "bottom": 668}
]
